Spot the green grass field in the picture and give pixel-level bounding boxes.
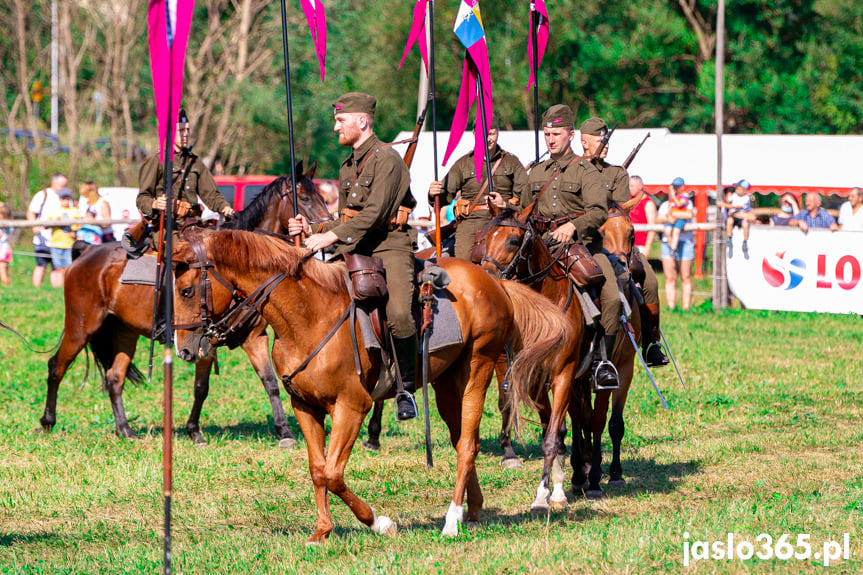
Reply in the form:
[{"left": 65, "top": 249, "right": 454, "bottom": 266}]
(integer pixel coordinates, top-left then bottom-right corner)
[{"left": 0, "top": 256, "right": 861, "bottom": 574}]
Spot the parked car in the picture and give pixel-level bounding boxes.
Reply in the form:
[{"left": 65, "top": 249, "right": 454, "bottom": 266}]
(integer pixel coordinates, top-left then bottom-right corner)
[
  {"left": 214, "top": 175, "right": 338, "bottom": 212},
  {"left": 1, "top": 129, "right": 70, "bottom": 154},
  {"left": 82, "top": 138, "right": 148, "bottom": 161}
]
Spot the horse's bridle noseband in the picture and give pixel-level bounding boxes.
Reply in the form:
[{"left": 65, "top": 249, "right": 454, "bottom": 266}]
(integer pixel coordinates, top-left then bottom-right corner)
[{"left": 481, "top": 219, "right": 535, "bottom": 281}]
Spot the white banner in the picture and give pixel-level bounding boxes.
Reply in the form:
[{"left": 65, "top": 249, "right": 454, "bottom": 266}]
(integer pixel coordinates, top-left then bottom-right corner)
[{"left": 726, "top": 227, "right": 863, "bottom": 314}]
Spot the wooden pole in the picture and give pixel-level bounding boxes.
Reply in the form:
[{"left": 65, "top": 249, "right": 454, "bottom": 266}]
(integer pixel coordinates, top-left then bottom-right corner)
[{"left": 712, "top": 0, "right": 728, "bottom": 310}]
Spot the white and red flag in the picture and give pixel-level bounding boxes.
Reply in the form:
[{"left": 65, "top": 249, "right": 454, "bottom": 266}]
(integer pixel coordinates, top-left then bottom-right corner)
[
  {"left": 526, "top": 0, "right": 549, "bottom": 92},
  {"left": 147, "top": 0, "right": 195, "bottom": 161},
  {"left": 443, "top": 0, "right": 494, "bottom": 181},
  {"left": 300, "top": 0, "right": 327, "bottom": 81}
]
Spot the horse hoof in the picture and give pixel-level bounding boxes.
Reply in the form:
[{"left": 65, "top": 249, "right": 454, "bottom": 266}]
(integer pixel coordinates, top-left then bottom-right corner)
[
  {"left": 465, "top": 521, "right": 480, "bottom": 531},
  {"left": 608, "top": 478, "right": 626, "bottom": 488},
  {"left": 441, "top": 523, "right": 459, "bottom": 537},
  {"left": 278, "top": 437, "right": 298, "bottom": 449},
  {"left": 362, "top": 440, "right": 380, "bottom": 452},
  {"left": 305, "top": 530, "right": 331, "bottom": 545},
  {"left": 584, "top": 489, "right": 604, "bottom": 500},
  {"left": 191, "top": 434, "right": 207, "bottom": 445},
  {"left": 549, "top": 497, "right": 568, "bottom": 512},
  {"left": 530, "top": 503, "right": 549, "bottom": 518},
  {"left": 500, "top": 457, "right": 522, "bottom": 469},
  {"left": 33, "top": 426, "right": 51, "bottom": 435},
  {"left": 371, "top": 516, "right": 397, "bottom": 536}
]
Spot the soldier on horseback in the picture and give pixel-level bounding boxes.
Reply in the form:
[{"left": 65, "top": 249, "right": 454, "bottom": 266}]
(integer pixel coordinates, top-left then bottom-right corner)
[
  {"left": 578, "top": 116, "right": 668, "bottom": 368},
  {"left": 288, "top": 92, "right": 419, "bottom": 421}
]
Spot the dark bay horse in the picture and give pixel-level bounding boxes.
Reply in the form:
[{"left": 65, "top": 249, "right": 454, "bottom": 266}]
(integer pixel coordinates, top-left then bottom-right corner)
[
  {"left": 482, "top": 200, "right": 642, "bottom": 499},
  {"left": 40, "top": 169, "right": 331, "bottom": 445},
  {"left": 172, "top": 230, "right": 575, "bottom": 542}
]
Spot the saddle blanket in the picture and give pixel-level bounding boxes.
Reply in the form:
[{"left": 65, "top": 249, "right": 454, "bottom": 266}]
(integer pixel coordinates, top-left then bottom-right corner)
[{"left": 120, "top": 254, "right": 158, "bottom": 286}]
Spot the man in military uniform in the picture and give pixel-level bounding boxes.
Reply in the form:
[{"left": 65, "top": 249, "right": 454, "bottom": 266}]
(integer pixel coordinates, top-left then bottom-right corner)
[
  {"left": 288, "top": 92, "right": 419, "bottom": 420},
  {"left": 579, "top": 117, "right": 668, "bottom": 367},
  {"left": 519, "top": 104, "right": 619, "bottom": 389},
  {"left": 428, "top": 115, "right": 527, "bottom": 260},
  {"left": 136, "top": 108, "right": 235, "bottom": 246}
]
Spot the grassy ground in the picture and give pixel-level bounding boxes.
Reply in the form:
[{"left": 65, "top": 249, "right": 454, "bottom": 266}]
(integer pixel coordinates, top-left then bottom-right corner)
[{"left": 0, "top": 256, "right": 861, "bottom": 574}]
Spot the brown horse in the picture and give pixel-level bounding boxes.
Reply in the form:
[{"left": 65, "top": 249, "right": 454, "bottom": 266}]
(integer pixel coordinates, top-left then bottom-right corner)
[
  {"left": 171, "top": 230, "right": 574, "bottom": 542},
  {"left": 482, "top": 200, "right": 642, "bottom": 499},
  {"left": 39, "top": 169, "right": 330, "bottom": 445}
]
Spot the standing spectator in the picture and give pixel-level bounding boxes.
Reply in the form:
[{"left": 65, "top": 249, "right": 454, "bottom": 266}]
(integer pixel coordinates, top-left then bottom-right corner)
[
  {"left": 717, "top": 179, "right": 756, "bottom": 258},
  {"left": 790, "top": 192, "right": 838, "bottom": 232},
  {"left": 658, "top": 191, "right": 695, "bottom": 311},
  {"left": 770, "top": 193, "right": 800, "bottom": 226},
  {"left": 26, "top": 173, "right": 66, "bottom": 287},
  {"left": 629, "top": 175, "right": 658, "bottom": 256},
  {"left": 78, "top": 180, "right": 115, "bottom": 242},
  {"left": 837, "top": 187, "right": 863, "bottom": 231},
  {"left": 0, "top": 201, "right": 12, "bottom": 287},
  {"left": 44, "top": 188, "right": 81, "bottom": 287}
]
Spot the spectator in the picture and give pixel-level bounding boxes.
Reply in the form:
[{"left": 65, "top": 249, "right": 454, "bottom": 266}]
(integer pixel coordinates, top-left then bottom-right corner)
[
  {"left": 790, "top": 192, "right": 838, "bottom": 233},
  {"left": 26, "top": 173, "right": 66, "bottom": 287},
  {"left": 316, "top": 180, "right": 339, "bottom": 217},
  {"left": 718, "top": 179, "right": 756, "bottom": 258},
  {"left": 44, "top": 188, "right": 81, "bottom": 287},
  {"left": 77, "top": 180, "right": 114, "bottom": 242},
  {"left": 663, "top": 177, "right": 690, "bottom": 251},
  {"left": 629, "top": 175, "right": 658, "bottom": 256},
  {"left": 657, "top": 191, "right": 695, "bottom": 310},
  {"left": 770, "top": 193, "right": 800, "bottom": 226},
  {"left": 0, "top": 201, "right": 12, "bottom": 287},
  {"left": 837, "top": 187, "right": 863, "bottom": 231}
]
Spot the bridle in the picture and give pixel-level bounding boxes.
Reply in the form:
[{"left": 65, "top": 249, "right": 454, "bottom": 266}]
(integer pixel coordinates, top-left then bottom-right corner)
[
  {"left": 482, "top": 216, "right": 565, "bottom": 284},
  {"left": 602, "top": 207, "right": 635, "bottom": 268}
]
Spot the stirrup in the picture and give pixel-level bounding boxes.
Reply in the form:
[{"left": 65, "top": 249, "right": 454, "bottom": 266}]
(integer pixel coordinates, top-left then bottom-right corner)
[
  {"left": 592, "top": 360, "right": 619, "bottom": 392},
  {"left": 395, "top": 391, "right": 418, "bottom": 421},
  {"left": 643, "top": 342, "right": 669, "bottom": 367}
]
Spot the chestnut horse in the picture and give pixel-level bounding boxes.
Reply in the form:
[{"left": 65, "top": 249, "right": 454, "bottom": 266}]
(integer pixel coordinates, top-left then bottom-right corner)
[
  {"left": 39, "top": 169, "right": 330, "bottom": 445},
  {"left": 172, "top": 230, "right": 575, "bottom": 542},
  {"left": 481, "top": 200, "right": 642, "bottom": 499}
]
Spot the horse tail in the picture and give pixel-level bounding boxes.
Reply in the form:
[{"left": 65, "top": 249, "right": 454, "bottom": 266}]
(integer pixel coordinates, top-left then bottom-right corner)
[{"left": 499, "top": 280, "right": 576, "bottom": 435}]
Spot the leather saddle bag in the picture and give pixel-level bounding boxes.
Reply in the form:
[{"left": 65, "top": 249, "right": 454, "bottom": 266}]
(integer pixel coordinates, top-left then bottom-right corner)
[
  {"left": 559, "top": 244, "right": 604, "bottom": 288},
  {"left": 629, "top": 251, "right": 646, "bottom": 284},
  {"left": 470, "top": 228, "right": 488, "bottom": 264},
  {"left": 345, "top": 254, "right": 388, "bottom": 303}
]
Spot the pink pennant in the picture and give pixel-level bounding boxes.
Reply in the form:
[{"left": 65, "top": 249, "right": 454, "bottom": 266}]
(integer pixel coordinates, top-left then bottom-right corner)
[
  {"left": 399, "top": 0, "right": 430, "bottom": 73},
  {"left": 148, "top": 0, "right": 196, "bottom": 162},
  {"left": 443, "top": 51, "right": 494, "bottom": 182},
  {"left": 526, "top": 0, "right": 549, "bottom": 92},
  {"left": 300, "top": 0, "right": 327, "bottom": 82}
]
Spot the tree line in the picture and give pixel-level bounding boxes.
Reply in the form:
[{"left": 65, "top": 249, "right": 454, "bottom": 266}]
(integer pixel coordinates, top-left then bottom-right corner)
[{"left": 1, "top": 0, "right": 861, "bottom": 209}]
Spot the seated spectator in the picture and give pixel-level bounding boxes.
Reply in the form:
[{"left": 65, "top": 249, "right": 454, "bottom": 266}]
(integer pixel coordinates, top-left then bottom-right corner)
[
  {"left": 718, "top": 179, "right": 756, "bottom": 257},
  {"left": 770, "top": 193, "right": 800, "bottom": 226},
  {"left": 663, "top": 177, "right": 691, "bottom": 251},
  {"left": 837, "top": 187, "right": 863, "bottom": 231},
  {"left": 790, "top": 192, "right": 838, "bottom": 233}
]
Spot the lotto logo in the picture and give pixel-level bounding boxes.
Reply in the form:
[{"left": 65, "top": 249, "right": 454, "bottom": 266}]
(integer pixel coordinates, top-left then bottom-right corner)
[{"left": 762, "top": 252, "right": 806, "bottom": 290}]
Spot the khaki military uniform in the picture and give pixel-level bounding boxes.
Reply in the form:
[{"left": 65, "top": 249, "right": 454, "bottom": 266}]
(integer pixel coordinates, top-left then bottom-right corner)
[
  {"left": 320, "top": 134, "right": 417, "bottom": 339},
  {"left": 523, "top": 148, "right": 619, "bottom": 334},
  {"left": 595, "top": 159, "right": 659, "bottom": 306},
  {"left": 137, "top": 151, "right": 230, "bottom": 244},
  {"left": 434, "top": 144, "right": 527, "bottom": 260}
]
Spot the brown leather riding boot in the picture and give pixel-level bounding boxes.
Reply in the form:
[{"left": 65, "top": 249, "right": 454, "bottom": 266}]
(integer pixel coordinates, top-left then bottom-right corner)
[{"left": 642, "top": 303, "right": 669, "bottom": 367}]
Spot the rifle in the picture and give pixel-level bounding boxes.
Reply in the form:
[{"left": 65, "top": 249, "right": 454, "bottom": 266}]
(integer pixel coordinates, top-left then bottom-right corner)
[
  {"left": 622, "top": 132, "right": 651, "bottom": 170},
  {"left": 401, "top": 96, "right": 431, "bottom": 169},
  {"left": 585, "top": 122, "right": 617, "bottom": 161}
]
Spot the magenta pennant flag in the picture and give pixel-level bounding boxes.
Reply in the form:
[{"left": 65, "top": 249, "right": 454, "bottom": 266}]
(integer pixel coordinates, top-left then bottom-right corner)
[
  {"left": 398, "top": 0, "right": 430, "bottom": 73},
  {"left": 444, "top": 0, "right": 494, "bottom": 181},
  {"left": 148, "top": 0, "right": 195, "bottom": 162},
  {"left": 300, "top": 0, "right": 327, "bottom": 81},
  {"left": 526, "top": 0, "right": 549, "bottom": 92}
]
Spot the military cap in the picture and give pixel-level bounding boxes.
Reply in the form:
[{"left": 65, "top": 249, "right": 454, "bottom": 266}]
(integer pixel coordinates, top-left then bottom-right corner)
[
  {"left": 579, "top": 117, "right": 609, "bottom": 137},
  {"left": 177, "top": 108, "right": 189, "bottom": 124},
  {"left": 474, "top": 113, "right": 500, "bottom": 131},
  {"left": 332, "top": 92, "right": 376, "bottom": 116},
  {"left": 542, "top": 104, "right": 574, "bottom": 129}
]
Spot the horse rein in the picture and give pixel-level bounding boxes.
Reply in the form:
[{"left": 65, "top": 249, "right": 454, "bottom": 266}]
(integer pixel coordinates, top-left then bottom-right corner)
[{"left": 482, "top": 217, "right": 564, "bottom": 285}]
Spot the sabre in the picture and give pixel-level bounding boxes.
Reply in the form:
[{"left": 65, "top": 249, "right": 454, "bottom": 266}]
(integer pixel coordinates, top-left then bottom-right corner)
[
  {"left": 660, "top": 327, "right": 687, "bottom": 390},
  {"left": 621, "top": 315, "right": 668, "bottom": 409}
]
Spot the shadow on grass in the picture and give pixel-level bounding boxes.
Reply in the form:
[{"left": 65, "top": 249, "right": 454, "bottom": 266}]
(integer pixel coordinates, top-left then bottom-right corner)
[{"left": 0, "top": 531, "right": 61, "bottom": 547}]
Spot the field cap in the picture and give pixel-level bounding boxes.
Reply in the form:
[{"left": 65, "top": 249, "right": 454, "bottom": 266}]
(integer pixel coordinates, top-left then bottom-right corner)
[
  {"left": 735, "top": 179, "right": 751, "bottom": 190},
  {"left": 542, "top": 104, "right": 574, "bottom": 129},
  {"left": 177, "top": 108, "right": 189, "bottom": 125},
  {"left": 671, "top": 177, "right": 685, "bottom": 187},
  {"left": 579, "top": 117, "right": 608, "bottom": 136},
  {"left": 474, "top": 113, "right": 499, "bottom": 131},
  {"left": 58, "top": 188, "right": 73, "bottom": 199},
  {"left": 332, "top": 92, "right": 376, "bottom": 117}
]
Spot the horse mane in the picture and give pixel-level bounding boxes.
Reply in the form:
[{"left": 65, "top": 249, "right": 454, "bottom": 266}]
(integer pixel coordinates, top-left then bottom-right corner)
[
  {"left": 488, "top": 207, "right": 519, "bottom": 228},
  {"left": 204, "top": 230, "right": 346, "bottom": 294},
  {"left": 222, "top": 176, "right": 289, "bottom": 231}
]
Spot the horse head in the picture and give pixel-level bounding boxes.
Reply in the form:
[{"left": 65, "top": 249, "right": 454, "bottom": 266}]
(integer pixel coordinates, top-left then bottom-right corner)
[
  {"left": 481, "top": 203, "right": 537, "bottom": 280},
  {"left": 276, "top": 161, "right": 332, "bottom": 234},
  {"left": 599, "top": 200, "right": 636, "bottom": 268}
]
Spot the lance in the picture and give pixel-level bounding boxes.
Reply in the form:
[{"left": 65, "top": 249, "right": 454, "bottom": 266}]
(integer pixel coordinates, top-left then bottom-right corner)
[
  {"left": 428, "top": 0, "right": 441, "bottom": 258},
  {"left": 279, "top": 0, "right": 300, "bottom": 247},
  {"left": 160, "top": 3, "right": 175, "bottom": 572},
  {"left": 530, "top": 2, "right": 540, "bottom": 165}
]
